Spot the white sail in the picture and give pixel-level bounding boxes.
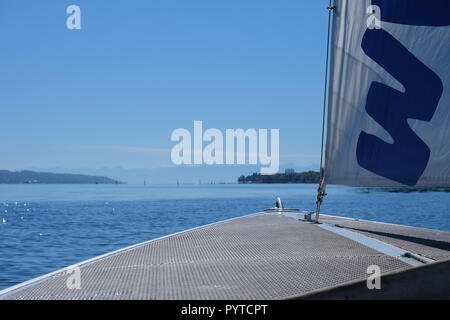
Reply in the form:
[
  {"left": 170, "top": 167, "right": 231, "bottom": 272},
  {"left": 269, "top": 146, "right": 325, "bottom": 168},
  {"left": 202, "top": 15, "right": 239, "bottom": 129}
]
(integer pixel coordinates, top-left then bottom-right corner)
[{"left": 324, "top": 0, "right": 450, "bottom": 186}]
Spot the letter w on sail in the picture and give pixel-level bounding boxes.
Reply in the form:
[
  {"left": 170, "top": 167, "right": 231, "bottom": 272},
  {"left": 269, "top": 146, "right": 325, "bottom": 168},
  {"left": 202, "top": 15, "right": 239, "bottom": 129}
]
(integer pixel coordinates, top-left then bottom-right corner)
[{"left": 356, "top": 1, "right": 450, "bottom": 186}]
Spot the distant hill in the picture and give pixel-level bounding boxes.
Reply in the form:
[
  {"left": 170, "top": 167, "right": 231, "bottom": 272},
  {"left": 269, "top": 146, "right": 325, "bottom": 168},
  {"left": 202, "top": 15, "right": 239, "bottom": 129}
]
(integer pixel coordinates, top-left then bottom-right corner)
[
  {"left": 0, "top": 170, "right": 123, "bottom": 184},
  {"left": 238, "top": 170, "right": 320, "bottom": 184}
]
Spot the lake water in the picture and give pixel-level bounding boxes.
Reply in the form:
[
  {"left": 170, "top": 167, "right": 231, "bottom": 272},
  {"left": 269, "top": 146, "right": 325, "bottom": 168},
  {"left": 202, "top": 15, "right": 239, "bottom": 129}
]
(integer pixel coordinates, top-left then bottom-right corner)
[{"left": 1, "top": 183, "right": 450, "bottom": 290}]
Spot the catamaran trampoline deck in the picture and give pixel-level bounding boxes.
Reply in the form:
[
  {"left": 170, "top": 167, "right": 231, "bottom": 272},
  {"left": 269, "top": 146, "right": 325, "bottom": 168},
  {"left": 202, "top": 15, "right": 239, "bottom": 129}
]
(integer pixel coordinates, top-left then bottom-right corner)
[{"left": 1, "top": 212, "right": 450, "bottom": 300}]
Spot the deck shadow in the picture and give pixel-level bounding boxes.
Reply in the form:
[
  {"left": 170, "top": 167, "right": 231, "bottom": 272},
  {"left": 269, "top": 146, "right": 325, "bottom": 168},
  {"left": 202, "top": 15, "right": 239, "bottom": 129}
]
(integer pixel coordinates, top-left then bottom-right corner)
[{"left": 341, "top": 226, "right": 450, "bottom": 252}]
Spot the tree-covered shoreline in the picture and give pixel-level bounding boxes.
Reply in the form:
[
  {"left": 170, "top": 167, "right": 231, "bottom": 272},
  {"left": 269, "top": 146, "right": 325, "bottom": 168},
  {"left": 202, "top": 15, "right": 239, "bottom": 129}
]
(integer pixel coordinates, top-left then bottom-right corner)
[{"left": 238, "top": 170, "right": 320, "bottom": 184}]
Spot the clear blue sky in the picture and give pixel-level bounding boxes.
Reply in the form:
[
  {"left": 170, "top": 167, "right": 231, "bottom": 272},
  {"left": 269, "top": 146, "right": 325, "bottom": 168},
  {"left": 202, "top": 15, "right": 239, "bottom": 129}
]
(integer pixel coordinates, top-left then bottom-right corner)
[{"left": 0, "top": 0, "right": 329, "bottom": 178}]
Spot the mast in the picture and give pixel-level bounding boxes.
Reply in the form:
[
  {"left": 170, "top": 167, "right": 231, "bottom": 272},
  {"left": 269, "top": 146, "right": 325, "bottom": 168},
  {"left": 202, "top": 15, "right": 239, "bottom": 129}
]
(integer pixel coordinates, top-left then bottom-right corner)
[{"left": 315, "top": 1, "right": 335, "bottom": 222}]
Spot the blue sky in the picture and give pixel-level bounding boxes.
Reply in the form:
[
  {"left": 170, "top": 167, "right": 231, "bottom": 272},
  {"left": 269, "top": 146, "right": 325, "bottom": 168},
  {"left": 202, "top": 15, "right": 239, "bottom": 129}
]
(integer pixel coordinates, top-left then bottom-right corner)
[{"left": 0, "top": 0, "right": 329, "bottom": 182}]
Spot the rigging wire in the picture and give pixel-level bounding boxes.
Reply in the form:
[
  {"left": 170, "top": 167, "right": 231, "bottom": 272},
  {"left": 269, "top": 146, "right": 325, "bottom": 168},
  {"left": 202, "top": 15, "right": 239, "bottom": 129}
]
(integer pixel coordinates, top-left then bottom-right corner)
[
  {"left": 319, "top": 0, "right": 334, "bottom": 174},
  {"left": 315, "top": 0, "right": 335, "bottom": 222}
]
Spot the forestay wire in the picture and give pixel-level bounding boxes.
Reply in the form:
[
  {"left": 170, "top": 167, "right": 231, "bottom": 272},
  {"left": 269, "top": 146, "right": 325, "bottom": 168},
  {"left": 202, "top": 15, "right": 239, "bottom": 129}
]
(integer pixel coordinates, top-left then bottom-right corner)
[{"left": 315, "top": 0, "right": 335, "bottom": 222}]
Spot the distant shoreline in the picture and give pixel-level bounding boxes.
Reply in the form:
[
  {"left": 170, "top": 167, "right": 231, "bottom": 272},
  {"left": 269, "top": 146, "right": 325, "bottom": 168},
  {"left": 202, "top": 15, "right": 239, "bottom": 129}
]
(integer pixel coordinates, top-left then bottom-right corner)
[
  {"left": 238, "top": 170, "right": 320, "bottom": 184},
  {"left": 0, "top": 170, "right": 123, "bottom": 184}
]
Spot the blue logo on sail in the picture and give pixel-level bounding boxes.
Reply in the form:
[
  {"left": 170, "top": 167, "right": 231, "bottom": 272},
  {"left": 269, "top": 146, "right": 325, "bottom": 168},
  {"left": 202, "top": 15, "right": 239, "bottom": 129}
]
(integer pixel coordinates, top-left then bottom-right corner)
[{"left": 356, "top": 0, "right": 449, "bottom": 186}]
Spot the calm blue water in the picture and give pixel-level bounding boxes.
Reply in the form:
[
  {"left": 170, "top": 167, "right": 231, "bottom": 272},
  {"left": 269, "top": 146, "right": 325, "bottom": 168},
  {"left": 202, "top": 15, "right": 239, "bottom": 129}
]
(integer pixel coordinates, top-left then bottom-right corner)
[{"left": 1, "top": 183, "right": 450, "bottom": 290}]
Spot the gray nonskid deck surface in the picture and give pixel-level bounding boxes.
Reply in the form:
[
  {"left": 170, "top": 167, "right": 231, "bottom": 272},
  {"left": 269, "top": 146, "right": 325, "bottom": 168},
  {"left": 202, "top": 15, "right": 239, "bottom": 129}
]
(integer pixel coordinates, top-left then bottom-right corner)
[{"left": 1, "top": 213, "right": 417, "bottom": 300}]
